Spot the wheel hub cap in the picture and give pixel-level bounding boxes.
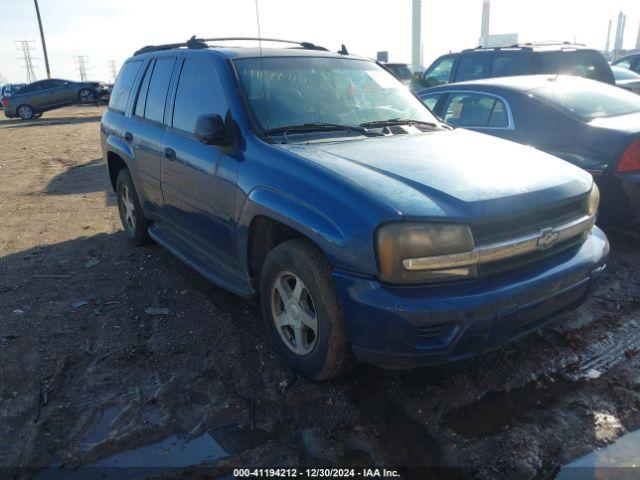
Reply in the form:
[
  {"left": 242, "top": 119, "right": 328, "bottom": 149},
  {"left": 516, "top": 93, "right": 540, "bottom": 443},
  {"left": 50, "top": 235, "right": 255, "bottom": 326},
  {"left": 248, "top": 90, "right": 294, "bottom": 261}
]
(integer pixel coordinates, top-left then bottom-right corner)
[{"left": 271, "top": 271, "right": 318, "bottom": 355}]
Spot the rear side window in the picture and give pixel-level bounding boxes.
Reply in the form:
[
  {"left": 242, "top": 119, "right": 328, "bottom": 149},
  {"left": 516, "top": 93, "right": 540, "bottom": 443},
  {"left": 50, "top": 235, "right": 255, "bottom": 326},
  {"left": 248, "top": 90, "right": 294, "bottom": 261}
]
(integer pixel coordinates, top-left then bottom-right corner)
[
  {"left": 492, "top": 53, "right": 532, "bottom": 77},
  {"left": 533, "top": 51, "right": 613, "bottom": 84},
  {"left": 172, "top": 59, "right": 229, "bottom": 134},
  {"left": 455, "top": 55, "right": 488, "bottom": 82},
  {"left": 134, "top": 62, "right": 153, "bottom": 118},
  {"left": 144, "top": 58, "right": 175, "bottom": 123},
  {"left": 109, "top": 61, "right": 142, "bottom": 112},
  {"left": 442, "top": 92, "right": 509, "bottom": 128}
]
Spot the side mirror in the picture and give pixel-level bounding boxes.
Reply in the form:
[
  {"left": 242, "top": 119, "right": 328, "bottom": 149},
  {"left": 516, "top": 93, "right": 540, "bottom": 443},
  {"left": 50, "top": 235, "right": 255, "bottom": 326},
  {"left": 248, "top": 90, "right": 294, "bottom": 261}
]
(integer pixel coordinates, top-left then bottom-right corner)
[{"left": 194, "top": 114, "right": 227, "bottom": 145}]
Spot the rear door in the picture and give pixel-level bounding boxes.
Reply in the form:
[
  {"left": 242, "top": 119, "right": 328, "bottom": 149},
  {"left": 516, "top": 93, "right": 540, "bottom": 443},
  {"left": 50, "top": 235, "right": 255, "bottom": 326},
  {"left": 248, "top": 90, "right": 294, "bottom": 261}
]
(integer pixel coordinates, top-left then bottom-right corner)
[
  {"left": 453, "top": 53, "right": 491, "bottom": 82},
  {"left": 161, "top": 57, "right": 240, "bottom": 260},
  {"left": 123, "top": 56, "right": 177, "bottom": 219}
]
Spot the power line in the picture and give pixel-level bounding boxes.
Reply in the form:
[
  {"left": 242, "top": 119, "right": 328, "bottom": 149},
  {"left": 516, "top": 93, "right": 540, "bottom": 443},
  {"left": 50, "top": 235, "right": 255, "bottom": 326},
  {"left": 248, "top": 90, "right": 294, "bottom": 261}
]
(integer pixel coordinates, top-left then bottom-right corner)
[
  {"left": 15, "top": 40, "right": 38, "bottom": 83},
  {"left": 108, "top": 60, "right": 118, "bottom": 83},
  {"left": 74, "top": 55, "right": 90, "bottom": 82}
]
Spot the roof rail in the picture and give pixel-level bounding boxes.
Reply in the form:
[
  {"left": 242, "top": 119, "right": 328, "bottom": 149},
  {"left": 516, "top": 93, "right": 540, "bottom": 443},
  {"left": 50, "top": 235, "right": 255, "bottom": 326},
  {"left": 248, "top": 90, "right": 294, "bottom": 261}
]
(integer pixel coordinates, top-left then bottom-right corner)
[
  {"left": 462, "top": 41, "right": 586, "bottom": 53},
  {"left": 133, "top": 36, "right": 328, "bottom": 56}
]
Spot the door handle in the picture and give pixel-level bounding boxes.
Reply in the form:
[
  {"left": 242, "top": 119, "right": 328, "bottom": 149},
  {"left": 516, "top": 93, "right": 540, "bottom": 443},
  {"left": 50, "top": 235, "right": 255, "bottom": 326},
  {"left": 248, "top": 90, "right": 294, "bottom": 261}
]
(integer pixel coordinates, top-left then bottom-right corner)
[
  {"left": 164, "top": 147, "right": 176, "bottom": 161},
  {"left": 124, "top": 131, "right": 133, "bottom": 142}
]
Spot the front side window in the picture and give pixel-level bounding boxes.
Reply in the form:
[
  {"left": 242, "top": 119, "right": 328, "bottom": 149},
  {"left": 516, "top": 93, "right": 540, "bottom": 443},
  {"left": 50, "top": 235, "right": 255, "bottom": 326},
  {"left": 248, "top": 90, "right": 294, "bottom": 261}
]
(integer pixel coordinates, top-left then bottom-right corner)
[
  {"left": 173, "top": 59, "right": 229, "bottom": 134},
  {"left": 144, "top": 58, "right": 175, "bottom": 123},
  {"left": 532, "top": 76, "right": 640, "bottom": 120},
  {"left": 424, "top": 56, "right": 454, "bottom": 86},
  {"left": 442, "top": 92, "right": 509, "bottom": 128},
  {"left": 420, "top": 93, "right": 442, "bottom": 112},
  {"left": 234, "top": 57, "right": 437, "bottom": 132},
  {"left": 109, "top": 61, "right": 143, "bottom": 112}
]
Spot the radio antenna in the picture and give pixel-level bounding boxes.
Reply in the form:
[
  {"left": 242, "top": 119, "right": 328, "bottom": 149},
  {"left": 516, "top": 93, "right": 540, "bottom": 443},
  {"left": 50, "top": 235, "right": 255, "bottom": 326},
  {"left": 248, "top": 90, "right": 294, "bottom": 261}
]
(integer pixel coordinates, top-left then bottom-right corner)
[{"left": 254, "top": 0, "right": 270, "bottom": 131}]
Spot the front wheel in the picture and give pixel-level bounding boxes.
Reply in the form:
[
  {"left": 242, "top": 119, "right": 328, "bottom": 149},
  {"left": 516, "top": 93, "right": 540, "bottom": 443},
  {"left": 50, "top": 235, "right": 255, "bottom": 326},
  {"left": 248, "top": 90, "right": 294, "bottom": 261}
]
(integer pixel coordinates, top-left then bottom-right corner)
[
  {"left": 78, "top": 89, "right": 95, "bottom": 103},
  {"left": 115, "top": 169, "right": 151, "bottom": 245},
  {"left": 260, "top": 239, "right": 354, "bottom": 380}
]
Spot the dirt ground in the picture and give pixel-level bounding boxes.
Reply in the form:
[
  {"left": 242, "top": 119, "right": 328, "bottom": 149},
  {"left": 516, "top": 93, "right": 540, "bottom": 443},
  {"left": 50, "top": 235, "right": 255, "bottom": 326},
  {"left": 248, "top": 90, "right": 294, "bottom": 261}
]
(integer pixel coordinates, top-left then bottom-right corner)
[{"left": 2, "top": 106, "right": 640, "bottom": 479}]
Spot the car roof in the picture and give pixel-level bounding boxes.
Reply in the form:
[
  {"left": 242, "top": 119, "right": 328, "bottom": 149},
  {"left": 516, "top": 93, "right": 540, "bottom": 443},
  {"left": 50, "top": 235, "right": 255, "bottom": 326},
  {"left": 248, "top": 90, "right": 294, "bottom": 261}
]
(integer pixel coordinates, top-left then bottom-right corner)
[
  {"left": 452, "top": 43, "right": 597, "bottom": 56},
  {"left": 613, "top": 53, "right": 640, "bottom": 62},
  {"left": 422, "top": 74, "right": 592, "bottom": 94}
]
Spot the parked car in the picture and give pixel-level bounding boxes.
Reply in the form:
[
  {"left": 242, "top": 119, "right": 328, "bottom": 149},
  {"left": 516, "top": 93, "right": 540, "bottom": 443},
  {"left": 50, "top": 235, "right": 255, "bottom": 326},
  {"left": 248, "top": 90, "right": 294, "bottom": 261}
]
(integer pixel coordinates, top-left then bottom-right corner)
[
  {"left": 381, "top": 62, "right": 413, "bottom": 84},
  {"left": 0, "top": 83, "right": 27, "bottom": 109},
  {"left": 422, "top": 43, "right": 615, "bottom": 88},
  {"left": 611, "top": 65, "right": 640, "bottom": 94},
  {"left": 418, "top": 75, "right": 640, "bottom": 228},
  {"left": 3, "top": 78, "right": 101, "bottom": 120},
  {"left": 102, "top": 38, "right": 608, "bottom": 380},
  {"left": 612, "top": 53, "right": 640, "bottom": 75}
]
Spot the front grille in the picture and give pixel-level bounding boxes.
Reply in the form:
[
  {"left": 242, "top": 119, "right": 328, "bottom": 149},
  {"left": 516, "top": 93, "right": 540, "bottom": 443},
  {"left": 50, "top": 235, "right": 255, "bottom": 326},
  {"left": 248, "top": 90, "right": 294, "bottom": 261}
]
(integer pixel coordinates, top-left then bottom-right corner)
[
  {"left": 473, "top": 197, "right": 585, "bottom": 246},
  {"left": 415, "top": 322, "right": 454, "bottom": 346}
]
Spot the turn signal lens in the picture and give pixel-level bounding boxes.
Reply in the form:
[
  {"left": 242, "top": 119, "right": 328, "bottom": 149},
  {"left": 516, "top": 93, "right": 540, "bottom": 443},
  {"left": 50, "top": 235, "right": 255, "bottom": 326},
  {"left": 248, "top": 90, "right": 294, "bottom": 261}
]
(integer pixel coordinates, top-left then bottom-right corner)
[{"left": 618, "top": 139, "right": 640, "bottom": 173}]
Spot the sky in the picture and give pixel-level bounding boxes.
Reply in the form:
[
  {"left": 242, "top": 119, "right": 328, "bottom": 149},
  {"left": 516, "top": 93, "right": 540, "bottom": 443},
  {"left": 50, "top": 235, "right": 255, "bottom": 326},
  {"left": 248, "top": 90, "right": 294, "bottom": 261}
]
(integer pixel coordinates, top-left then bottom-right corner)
[{"left": 1, "top": 0, "right": 639, "bottom": 84}]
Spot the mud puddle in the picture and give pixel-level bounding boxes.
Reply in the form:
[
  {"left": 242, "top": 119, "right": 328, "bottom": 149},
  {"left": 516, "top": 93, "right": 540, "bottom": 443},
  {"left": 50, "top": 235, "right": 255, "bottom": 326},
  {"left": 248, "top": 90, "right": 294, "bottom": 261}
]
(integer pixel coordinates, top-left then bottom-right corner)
[
  {"left": 556, "top": 429, "right": 640, "bottom": 479},
  {"left": 444, "top": 377, "right": 581, "bottom": 439},
  {"left": 35, "top": 423, "right": 269, "bottom": 479}
]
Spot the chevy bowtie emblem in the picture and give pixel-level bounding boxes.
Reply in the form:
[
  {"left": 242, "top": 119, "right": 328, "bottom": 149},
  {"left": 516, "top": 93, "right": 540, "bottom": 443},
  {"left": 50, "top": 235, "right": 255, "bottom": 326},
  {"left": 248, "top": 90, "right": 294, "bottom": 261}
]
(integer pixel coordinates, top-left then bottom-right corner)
[{"left": 537, "top": 228, "right": 560, "bottom": 249}]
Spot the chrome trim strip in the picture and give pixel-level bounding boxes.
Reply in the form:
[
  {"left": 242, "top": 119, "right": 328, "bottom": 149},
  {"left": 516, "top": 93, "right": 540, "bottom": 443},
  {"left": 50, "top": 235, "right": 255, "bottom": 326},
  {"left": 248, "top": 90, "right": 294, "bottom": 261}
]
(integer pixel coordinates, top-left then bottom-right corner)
[{"left": 402, "top": 214, "right": 595, "bottom": 271}]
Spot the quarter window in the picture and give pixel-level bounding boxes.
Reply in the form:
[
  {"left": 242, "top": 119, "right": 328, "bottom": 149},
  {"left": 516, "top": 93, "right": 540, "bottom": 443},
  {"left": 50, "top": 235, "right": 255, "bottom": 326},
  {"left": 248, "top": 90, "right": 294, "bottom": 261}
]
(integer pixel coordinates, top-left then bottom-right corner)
[
  {"left": 109, "top": 61, "right": 143, "bottom": 112},
  {"left": 173, "top": 59, "right": 229, "bottom": 134},
  {"left": 144, "top": 58, "right": 175, "bottom": 123},
  {"left": 442, "top": 92, "right": 509, "bottom": 128}
]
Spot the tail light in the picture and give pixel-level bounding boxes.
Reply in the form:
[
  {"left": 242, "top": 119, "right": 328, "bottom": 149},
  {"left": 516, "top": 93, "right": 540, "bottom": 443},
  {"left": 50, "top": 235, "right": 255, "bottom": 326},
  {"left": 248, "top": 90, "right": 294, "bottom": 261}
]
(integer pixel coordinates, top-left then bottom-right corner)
[
  {"left": 618, "top": 139, "right": 640, "bottom": 173},
  {"left": 1, "top": 98, "right": 8, "bottom": 107}
]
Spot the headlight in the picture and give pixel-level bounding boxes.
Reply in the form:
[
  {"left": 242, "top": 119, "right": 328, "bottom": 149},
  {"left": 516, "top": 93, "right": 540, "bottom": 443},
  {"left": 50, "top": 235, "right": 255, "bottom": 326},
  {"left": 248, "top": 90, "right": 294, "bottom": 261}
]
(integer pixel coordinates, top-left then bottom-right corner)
[
  {"left": 375, "top": 223, "right": 476, "bottom": 284},
  {"left": 586, "top": 183, "right": 600, "bottom": 216}
]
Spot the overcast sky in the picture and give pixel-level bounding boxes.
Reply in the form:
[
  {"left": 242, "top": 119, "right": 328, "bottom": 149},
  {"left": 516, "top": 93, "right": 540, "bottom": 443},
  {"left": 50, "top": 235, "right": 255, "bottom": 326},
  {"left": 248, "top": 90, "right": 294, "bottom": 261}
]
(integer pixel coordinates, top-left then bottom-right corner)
[{"left": 1, "top": 0, "right": 639, "bottom": 84}]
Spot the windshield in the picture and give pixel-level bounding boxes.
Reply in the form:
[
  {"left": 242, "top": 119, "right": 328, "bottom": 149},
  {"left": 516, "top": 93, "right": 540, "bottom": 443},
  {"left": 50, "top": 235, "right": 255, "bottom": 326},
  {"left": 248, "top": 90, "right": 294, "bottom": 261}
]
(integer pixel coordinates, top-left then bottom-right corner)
[
  {"left": 531, "top": 77, "right": 640, "bottom": 120},
  {"left": 234, "top": 57, "right": 436, "bottom": 132}
]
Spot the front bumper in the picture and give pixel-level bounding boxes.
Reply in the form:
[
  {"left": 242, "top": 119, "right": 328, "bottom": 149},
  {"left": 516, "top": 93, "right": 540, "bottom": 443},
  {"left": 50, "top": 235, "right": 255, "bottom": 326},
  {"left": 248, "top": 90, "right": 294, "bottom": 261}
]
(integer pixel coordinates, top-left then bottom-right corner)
[{"left": 333, "top": 227, "right": 609, "bottom": 368}]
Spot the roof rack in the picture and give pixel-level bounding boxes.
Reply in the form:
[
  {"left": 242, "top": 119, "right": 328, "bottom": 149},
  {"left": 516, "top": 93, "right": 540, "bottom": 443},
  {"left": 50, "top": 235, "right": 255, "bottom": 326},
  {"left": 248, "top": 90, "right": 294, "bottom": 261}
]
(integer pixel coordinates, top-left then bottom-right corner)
[
  {"left": 133, "top": 36, "right": 328, "bottom": 56},
  {"left": 463, "top": 41, "right": 586, "bottom": 53}
]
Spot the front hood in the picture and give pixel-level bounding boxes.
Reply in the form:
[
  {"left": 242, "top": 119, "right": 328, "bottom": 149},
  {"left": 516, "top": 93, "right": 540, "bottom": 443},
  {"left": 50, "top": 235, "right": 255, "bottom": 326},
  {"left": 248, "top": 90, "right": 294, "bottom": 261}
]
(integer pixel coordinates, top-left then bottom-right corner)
[{"left": 279, "top": 129, "right": 592, "bottom": 220}]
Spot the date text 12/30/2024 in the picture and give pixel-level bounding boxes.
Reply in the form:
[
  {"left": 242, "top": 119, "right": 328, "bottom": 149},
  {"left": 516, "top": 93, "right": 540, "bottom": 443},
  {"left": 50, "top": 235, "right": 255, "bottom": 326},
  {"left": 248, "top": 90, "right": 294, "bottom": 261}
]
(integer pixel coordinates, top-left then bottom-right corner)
[{"left": 233, "top": 468, "right": 401, "bottom": 478}]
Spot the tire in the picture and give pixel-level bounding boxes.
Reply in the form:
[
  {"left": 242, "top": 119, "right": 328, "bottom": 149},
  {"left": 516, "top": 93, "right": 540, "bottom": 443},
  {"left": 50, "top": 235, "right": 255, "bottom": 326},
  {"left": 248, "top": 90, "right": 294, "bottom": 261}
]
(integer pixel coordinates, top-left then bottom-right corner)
[
  {"left": 260, "top": 239, "right": 354, "bottom": 380},
  {"left": 79, "top": 89, "right": 95, "bottom": 103},
  {"left": 115, "top": 169, "right": 151, "bottom": 245},
  {"left": 17, "top": 105, "right": 34, "bottom": 120}
]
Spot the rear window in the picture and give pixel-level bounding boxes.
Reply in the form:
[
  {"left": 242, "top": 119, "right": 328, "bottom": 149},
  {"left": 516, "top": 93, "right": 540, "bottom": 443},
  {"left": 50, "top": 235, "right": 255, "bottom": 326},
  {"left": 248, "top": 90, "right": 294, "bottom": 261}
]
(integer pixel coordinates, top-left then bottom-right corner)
[
  {"left": 109, "top": 61, "right": 143, "bottom": 112},
  {"left": 532, "top": 77, "right": 640, "bottom": 120},
  {"left": 533, "top": 50, "right": 613, "bottom": 84}
]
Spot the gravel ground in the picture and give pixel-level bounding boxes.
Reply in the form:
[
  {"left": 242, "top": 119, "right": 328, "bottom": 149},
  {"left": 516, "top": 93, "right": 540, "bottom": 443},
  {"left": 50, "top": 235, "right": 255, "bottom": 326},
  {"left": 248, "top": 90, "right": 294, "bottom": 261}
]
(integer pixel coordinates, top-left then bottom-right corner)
[{"left": 1, "top": 106, "right": 640, "bottom": 479}]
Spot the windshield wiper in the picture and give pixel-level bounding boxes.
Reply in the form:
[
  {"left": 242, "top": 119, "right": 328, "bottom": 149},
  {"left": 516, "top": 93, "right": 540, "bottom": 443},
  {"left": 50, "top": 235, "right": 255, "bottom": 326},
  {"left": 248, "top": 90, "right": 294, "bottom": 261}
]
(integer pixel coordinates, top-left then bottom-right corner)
[
  {"left": 264, "top": 122, "right": 383, "bottom": 138},
  {"left": 359, "top": 118, "right": 441, "bottom": 129}
]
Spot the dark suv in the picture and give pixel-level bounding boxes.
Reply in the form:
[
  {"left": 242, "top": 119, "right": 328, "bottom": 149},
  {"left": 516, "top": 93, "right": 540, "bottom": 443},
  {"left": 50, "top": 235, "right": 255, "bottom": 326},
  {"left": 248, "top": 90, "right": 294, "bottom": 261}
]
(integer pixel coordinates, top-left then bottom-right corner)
[
  {"left": 101, "top": 37, "right": 608, "bottom": 380},
  {"left": 422, "top": 43, "right": 615, "bottom": 88},
  {"left": 3, "top": 78, "right": 100, "bottom": 120}
]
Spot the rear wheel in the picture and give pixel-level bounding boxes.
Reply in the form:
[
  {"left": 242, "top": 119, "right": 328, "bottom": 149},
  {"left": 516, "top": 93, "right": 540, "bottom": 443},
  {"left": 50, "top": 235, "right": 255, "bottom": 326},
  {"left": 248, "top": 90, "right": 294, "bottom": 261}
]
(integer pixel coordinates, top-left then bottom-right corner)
[
  {"left": 260, "top": 239, "right": 354, "bottom": 380},
  {"left": 115, "top": 169, "right": 151, "bottom": 245},
  {"left": 17, "top": 105, "right": 34, "bottom": 120},
  {"left": 79, "top": 89, "right": 95, "bottom": 103}
]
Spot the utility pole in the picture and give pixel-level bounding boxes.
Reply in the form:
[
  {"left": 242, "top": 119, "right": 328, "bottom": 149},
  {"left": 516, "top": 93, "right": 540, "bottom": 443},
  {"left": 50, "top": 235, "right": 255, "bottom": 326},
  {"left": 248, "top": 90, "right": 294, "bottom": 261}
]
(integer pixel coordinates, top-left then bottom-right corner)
[
  {"left": 108, "top": 60, "right": 118, "bottom": 83},
  {"left": 33, "top": 0, "right": 51, "bottom": 79},
  {"left": 411, "top": 0, "right": 422, "bottom": 72},
  {"left": 605, "top": 19, "right": 612, "bottom": 54},
  {"left": 15, "top": 41, "right": 38, "bottom": 83},
  {"left": 74, "top": 55, "right": 89, "bottom": 82}
]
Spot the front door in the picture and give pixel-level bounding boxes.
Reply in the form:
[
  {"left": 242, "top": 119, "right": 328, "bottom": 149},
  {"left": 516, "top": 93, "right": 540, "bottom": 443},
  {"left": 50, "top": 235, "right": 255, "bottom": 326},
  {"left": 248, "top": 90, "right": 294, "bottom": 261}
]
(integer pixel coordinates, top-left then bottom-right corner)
[{"left": 161, "top": 58, "right": 239, "bottom": 261}]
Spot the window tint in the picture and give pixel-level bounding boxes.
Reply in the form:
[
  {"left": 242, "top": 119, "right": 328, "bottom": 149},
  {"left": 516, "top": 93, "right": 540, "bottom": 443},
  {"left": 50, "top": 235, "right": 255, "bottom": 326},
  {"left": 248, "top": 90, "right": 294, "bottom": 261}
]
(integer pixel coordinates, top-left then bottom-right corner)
[
  {"left": 144, "top": 58, "right": 175, "bottom": 123},
  {"left": 492, "top": 53, "right": 532, "bottom": 77},
  {"left": 455, "top": 55, "right": 487, "bottom": 82},
  {"left": 424, "top": 57, "right": 454, "bottom": 86},
  {"left": 420, "top": 93, "right": 442, "bottom": 111},
  {"left": 616, "top": 60, "right": 632, "bottom": 69},
  {"left": 442, "top": 92, "right": 509, "bottom": 128},
  {"left": 109, "top": 61, "right": 142, "bottom": 112},
  {"left": 173, "top": 59, "right": 229, "bottom": 134},
  {"left": 533, "top": 51, "right": 613, "bottom": 83},
  {"left": 134, "top": 62, "right": 153, "bottom": 118}
]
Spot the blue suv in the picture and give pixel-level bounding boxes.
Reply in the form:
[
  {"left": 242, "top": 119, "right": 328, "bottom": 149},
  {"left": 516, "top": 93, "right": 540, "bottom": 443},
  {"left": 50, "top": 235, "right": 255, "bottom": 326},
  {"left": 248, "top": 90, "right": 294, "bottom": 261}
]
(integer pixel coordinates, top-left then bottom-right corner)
[{"left": 101, "top": 37, "right": 609, "bottom": 380}]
